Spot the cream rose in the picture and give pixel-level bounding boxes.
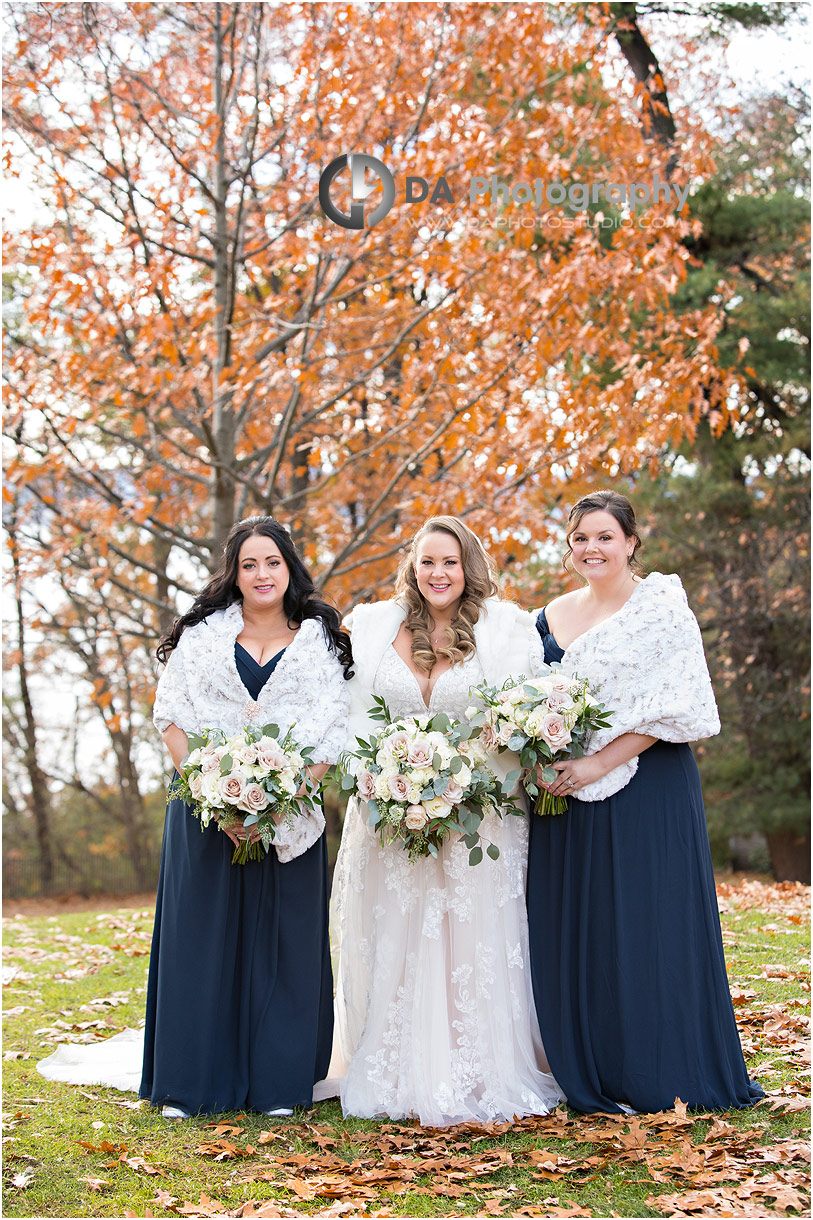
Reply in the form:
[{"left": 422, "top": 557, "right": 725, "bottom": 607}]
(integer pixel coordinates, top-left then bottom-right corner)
[
  {"left": 201, "top": 769, "right": 224, "bottom": 803},
  {"left": 375, "top": 771, "right": 394, "bottom": 800},
  {"left": 524, "top": 709, "right": 547, "bottom": 737},
  {"left": 454, "top": 763, "right": 472, "bottom": 789},
  {"left": 424, "top": 796, "right": 453, "bottom": 819}
]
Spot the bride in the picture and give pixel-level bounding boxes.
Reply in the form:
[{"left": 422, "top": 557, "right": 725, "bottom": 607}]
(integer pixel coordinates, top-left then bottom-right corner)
[{"left": 327, "top": 516, "right": 564, "bottom": 1125}]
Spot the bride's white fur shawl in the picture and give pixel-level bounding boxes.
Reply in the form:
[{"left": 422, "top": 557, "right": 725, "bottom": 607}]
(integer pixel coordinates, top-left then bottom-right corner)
[
  {"left": 343, "top": 597, "right": 544, "bottom": 779},
  {"left": 552, "top": 572, "right": 720, "bottom": 801}
]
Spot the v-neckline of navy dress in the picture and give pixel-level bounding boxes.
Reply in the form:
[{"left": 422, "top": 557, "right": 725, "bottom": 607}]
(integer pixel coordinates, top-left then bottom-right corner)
[{"left": 234, "top": 641, "right": 286, "bottom": 700}]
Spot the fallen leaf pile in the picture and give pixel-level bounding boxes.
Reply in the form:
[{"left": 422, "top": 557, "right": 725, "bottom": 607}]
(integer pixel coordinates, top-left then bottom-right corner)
[
  {"left": 65, "top": 1099, "right": 811, "bottom": 1218},
  {"left": 3, "top": 883, "right": 809, "bottom": 1217}
]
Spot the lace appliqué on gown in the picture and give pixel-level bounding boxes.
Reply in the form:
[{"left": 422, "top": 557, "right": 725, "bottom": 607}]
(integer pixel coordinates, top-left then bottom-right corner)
[{"left": 332, "top": 647, "right": 564, "bottom": 1126}]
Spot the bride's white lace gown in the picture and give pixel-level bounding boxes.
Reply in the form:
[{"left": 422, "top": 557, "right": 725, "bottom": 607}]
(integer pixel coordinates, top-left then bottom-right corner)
[{"left": 330, "top": 646, "right": 564, "bottom": 1126}]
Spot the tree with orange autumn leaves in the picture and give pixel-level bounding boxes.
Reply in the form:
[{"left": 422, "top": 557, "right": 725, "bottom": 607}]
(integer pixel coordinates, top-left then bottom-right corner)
[{"left": 4, "top": 2, "right": 750, "bottom": 873}]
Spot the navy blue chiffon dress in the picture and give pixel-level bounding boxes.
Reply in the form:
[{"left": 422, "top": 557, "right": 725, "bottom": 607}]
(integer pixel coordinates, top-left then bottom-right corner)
[
  {"left": 140, "top": 643, "right": 334, "bottom": 1116},
  {"left": 526, "top": 609, "right": 762, "bottom": 1114}
]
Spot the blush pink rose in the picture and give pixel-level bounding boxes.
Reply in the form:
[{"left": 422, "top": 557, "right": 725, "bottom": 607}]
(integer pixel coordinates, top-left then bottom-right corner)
[
  {"left": 540, "top": 712, "right": 572, "bottom": 750},
  {"left": 385, "top": 730, "right": 411, "bottom": 759},
  {"left": 443, "top": 778, "right": 464, "bottom": 806},
  {"left": 480, "top": 722, "right": 498, "bottom": 751},
  {"left": 218, "top": 773, "right": 246, "bottom": 805},
  {"left": 242, "top": 783, "right": 270, "bottom": 812},
  {"left": 200, "top": 749, "right": 222, "bottom": 773},
  {"left": 497, "top": 722, "right": 515, "bottom": 747},
  {"left": 404, "top": 805, "right": 428, "bottom": 831},
  {"left": 545, "top": 691, "right": 575, "bottom": 712},
  {"left": 357, "top": 770, "right": 377, "bottom": 800},
  {"left": 255, "top": 739, "right": 287, "bottom": 771},
  {"left": 388, "top": 773, "right": 410, "bottom": 802},
  {"left": 407, "top": 740, "right": 432, "bottom": 767}
]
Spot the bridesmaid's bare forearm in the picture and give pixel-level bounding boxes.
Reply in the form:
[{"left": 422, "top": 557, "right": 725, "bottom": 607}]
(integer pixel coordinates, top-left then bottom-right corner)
[
  {"left": 593, "top": 732, "right": 658, "bottom": 776},
  {"left": 162, "top": 724, "right": 189, "bottom": 772}
]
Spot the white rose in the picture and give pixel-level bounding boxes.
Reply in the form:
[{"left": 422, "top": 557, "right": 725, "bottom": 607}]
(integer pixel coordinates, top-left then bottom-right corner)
[
  {"left": 184, "top": 747, "right": 203, "bottom": 768},
  {"left": 188, "top": 771, "right": 205, "bottom": 801},
  {"left": 201, "top": 770, "right": 223, "bottom": 803},
  {"left": 454, "top": 764, "right": 472, "bottom": 789},
  {"left": 279, "top": 770, "right": 298, "bottom": 795}
]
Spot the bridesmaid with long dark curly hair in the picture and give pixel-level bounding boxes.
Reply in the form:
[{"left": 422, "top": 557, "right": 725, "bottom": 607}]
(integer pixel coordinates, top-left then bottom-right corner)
[{"left": 141, "top": 516, "right": 352, "bottom": 1118}]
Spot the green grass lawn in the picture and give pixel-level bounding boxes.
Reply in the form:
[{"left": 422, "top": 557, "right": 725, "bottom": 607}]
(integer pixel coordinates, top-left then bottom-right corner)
[{"left": 2, "top": 879, "right": 809, "bottom": 1219}]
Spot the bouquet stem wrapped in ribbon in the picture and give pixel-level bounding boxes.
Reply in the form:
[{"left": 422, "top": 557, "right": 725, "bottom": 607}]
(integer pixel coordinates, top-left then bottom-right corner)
[
  {"left": 340, "top": 696, "right": 519, "bottom": 864},
  {"left": 169, "top": 723, "right": 320, "bottom": 863},
  {"left": 466, "top": 669, "right": 612, "bottom": 816}
]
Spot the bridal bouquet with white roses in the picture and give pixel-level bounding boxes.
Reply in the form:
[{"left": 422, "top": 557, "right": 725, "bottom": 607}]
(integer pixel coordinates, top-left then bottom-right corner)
[
  {"left": 169, "top": 724, "right": 319, "bottom": 863},
  {"left": 341, "top": 697, "right": 515, "bottom": 864},
  {"left": 466, "top": 669, "right": 613, "bottom": 816}
]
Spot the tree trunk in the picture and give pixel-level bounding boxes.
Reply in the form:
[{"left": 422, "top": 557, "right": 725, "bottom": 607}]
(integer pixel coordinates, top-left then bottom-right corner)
[
  {"left": 765, "top": 828, "right": 811, "bottom": 884},
  {"left": 9, "top": 520, "right": 55, "bottom": 890},
  {"left": 109, "top": 728, "right": 154, "bottom": 890},
  {"left": 610, "top": 2, "right": 678, "bottom": 172}
]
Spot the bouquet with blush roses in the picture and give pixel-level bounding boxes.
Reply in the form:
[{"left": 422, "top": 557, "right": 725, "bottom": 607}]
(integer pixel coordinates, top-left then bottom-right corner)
[
  {"left": 168, "top": 723, "right": 320, "bottom": 863},
  {"left": 465, "top": 669, "right": 613, "bottom": 816},
  {"left": 340, "top": 696, "right": 516, "bottom": 864}
]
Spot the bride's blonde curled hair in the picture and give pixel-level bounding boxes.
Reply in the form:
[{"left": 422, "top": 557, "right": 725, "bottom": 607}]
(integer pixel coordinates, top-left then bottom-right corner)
[{"left": 394, "top": 516, "right": 499, "bottom": 674}]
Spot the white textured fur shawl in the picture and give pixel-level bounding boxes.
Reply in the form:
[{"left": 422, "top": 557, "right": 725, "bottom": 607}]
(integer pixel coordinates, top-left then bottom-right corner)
[
  {"left": 153, "top": 604, "right": 350, "bottom": 860},
  {"left": 551, "top": 572, "right": 720, "bottom": 801},
  {"left": 343, "top": 597, "right": 545, "bottom": 780}
]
